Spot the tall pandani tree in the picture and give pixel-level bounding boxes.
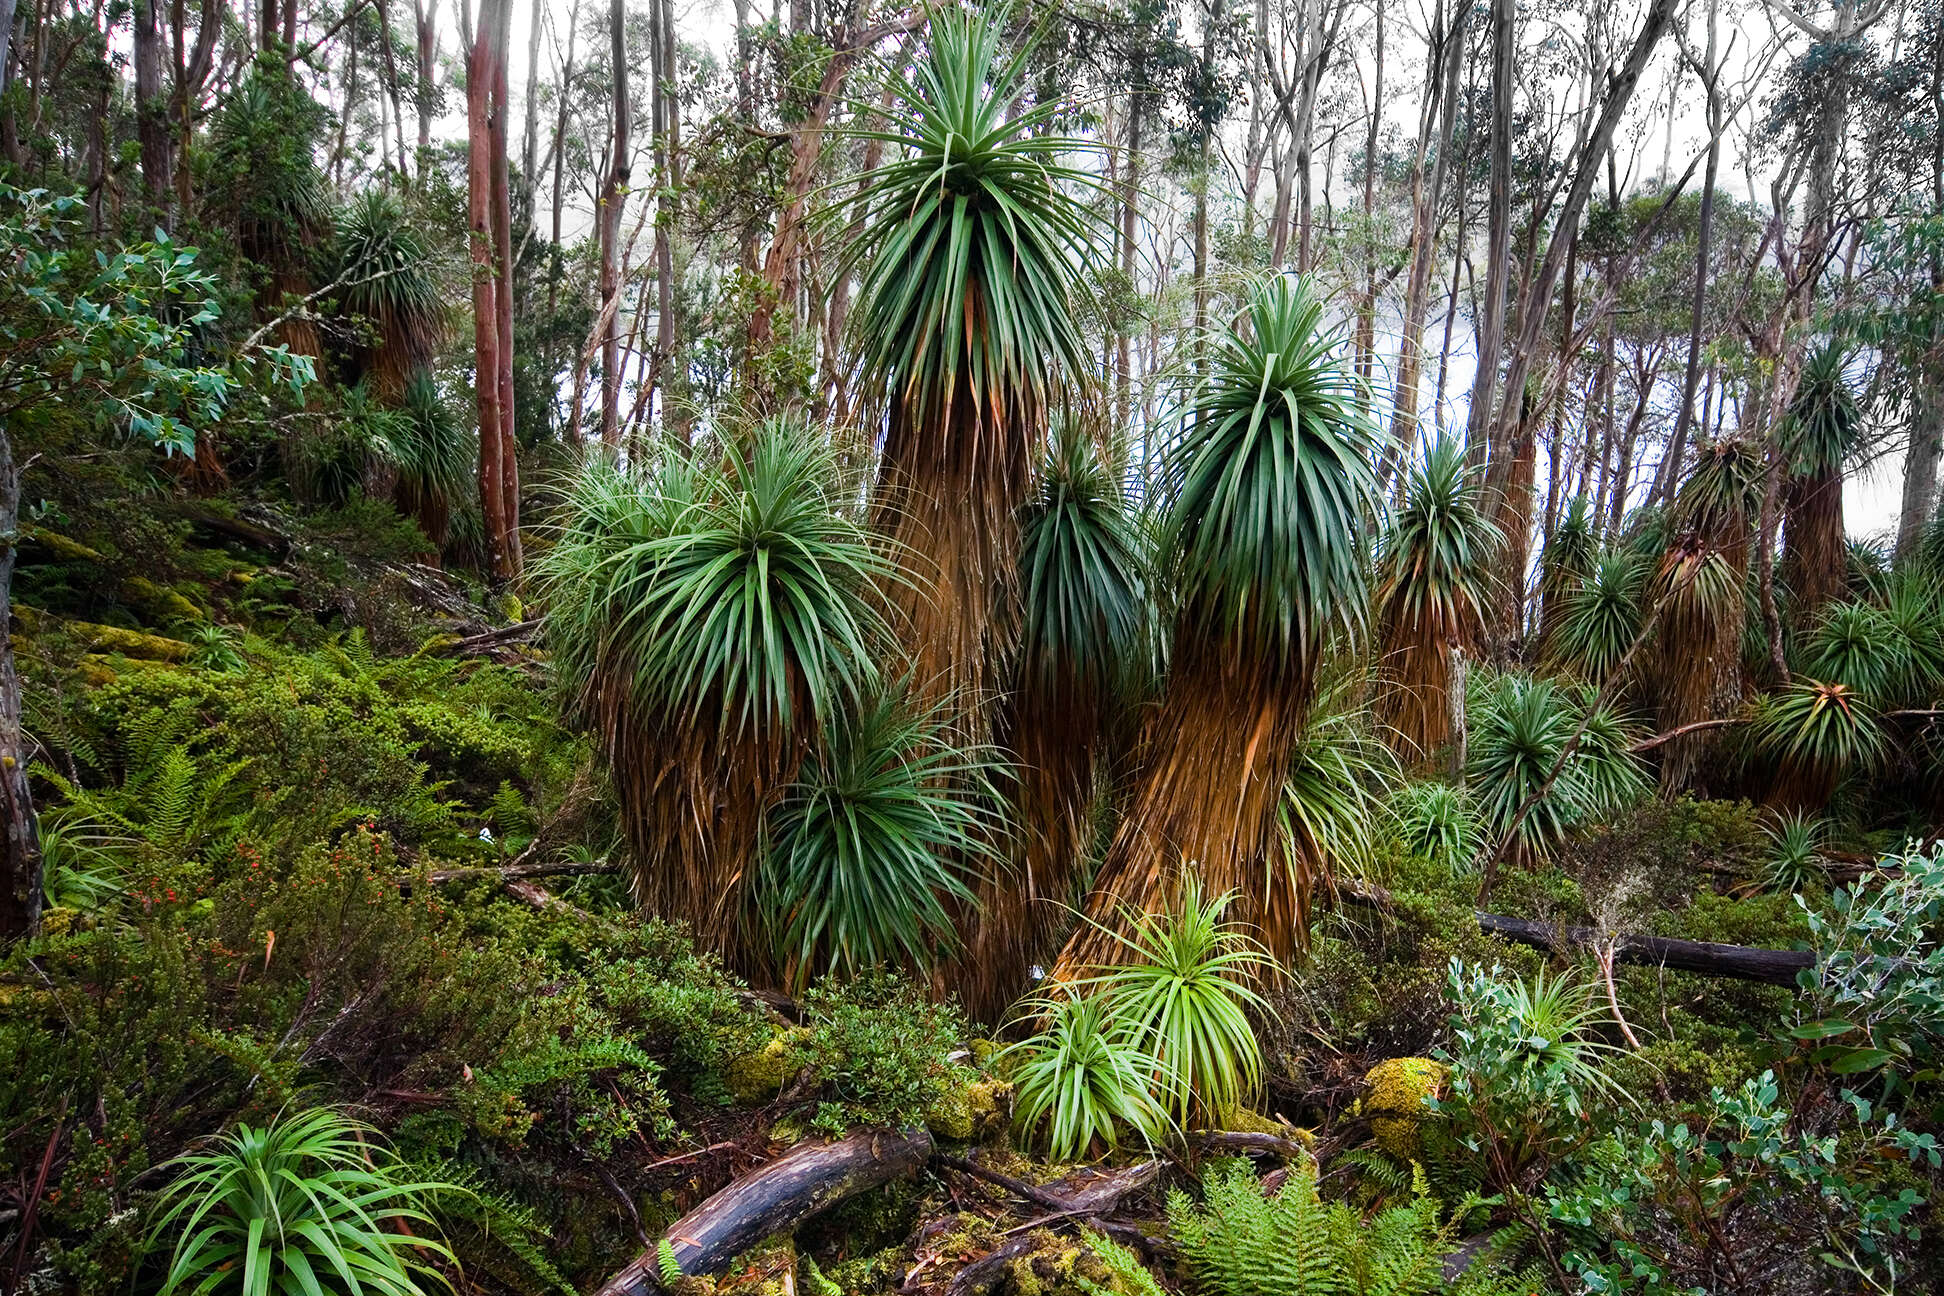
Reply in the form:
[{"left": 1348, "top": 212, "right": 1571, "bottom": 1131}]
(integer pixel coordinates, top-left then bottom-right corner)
[
  {"left": 832, "top": 7, "right": 1105, "bottom": 731},
  {"left": 1373, "top": 435, "right": 1500, "bottom": 762},
  {"left": 536, "top": 422, "right": 896, "bottom": 969},
  {"left": 963, "top": 419, "right": 1152, "bottom": 1019},
  {"left": 1055, "top": 276, "right": 1383, "bottom": 974},
  {"left": 1535, "top": 497, "right": 1598, "bottom": 651},
  {"left": 1781, "top": 344, "right": 1864, "bottom": 623},
  {"left": 1649, "top": 437, "right": 1761, "bottom": 789},
  {"left": 334, "top": 191, "right": 446, "bottom": 400}
]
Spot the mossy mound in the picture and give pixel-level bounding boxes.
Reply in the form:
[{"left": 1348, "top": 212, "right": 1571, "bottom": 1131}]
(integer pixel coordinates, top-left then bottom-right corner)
[
  {"left": 1363, "top": 1056, "right": 1447, "bottom": 1160},
  {"left": 925, "top": 1076, "right": 1013, "bottom": 1142}
]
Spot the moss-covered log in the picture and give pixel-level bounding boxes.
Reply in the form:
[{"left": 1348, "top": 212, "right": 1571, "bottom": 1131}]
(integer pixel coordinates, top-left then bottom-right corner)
[{"left": 594, "top": 1128, "right": 935, "bottom": 1295}]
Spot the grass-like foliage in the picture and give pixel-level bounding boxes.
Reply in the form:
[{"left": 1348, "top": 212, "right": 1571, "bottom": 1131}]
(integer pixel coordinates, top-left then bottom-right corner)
[
  {"left": 147, "top": 1106, "right": 457, "bottom": 1296},
  {"left": 1006, "top": 993, "right": 1168, "bottom": 1161},
  {"left": 761, "top": 688, "right": 1005, "bottom": 988},
  {"left": 1749, "top": 678, "right": 1887, "bottom": 808},
  {"left": 1165, "top": 275, "right": 1382, "bottom": 662},
  {"left": 1761, "top": 810, "right": 1827, "bottom": 894},
  {"left": 1280, "top": 680, "right": 1402, "bottom": 885},
  {"left": 1390, "top": 780, "right": 1483, "bottom": 875},
  {"left": 1016, "top": 419, "right": 1153, "bottom": 698},
  {"left": 1545, "top": 549, "right": 1646, "bottom": 683},
  {"left": 835, "top": 5, "right": 1104, "bottom": 428},
  {"left": 1466, "top": 672, "right": 1647, "bottom": 865},
  {"left": 543, "top": 427, "right": 892, "bottom": 735},
  {"left": 1078, "top": 883, "right": 1269, "bottom": 1126}
]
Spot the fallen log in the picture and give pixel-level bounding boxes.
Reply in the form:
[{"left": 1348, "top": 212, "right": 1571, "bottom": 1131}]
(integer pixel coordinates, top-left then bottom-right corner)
[
  {"left": 1477, "top": 913, "right": 1814, "bottom": 987},
  {"left": 424, "top": 858, "right": 620, "bottom": 884},
  {"left": 1335, "top": 886, "right": 1816, "bottom": 987},
  {"left": 434, "top": 617, "right": 544, "bottom": 655},
  {"left": 594, "top": 1128, "right": 934, "bottom": 1295}
]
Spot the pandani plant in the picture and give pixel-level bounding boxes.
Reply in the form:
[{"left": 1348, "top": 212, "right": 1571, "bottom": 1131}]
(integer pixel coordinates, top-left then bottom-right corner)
[
  {"left": 832, "top": 5, "right": 1106, "bottom": 731},
  {"left": 334, "top": 190, "right": 447, "bottom": 400},
  {"left": 1749, "top": 677, "right": 1887, "bottom": 810},
  {"left": 1054, "top": 274, "right": 1383, "bottom": 973},
  {"left": 1373, "top": 433, "right": 1500, "bottom": 761},
  {"left": 1647, "top": 437, "right": 1761, "bottom": 790},
  {"left": 1536, "top": 495, "right": 1599, "bottom": 653},
  {"left": 964, "top": 418, "right": 1153, "bottom": 1020},
  {"left": 534, "top": 421, "right": 896, "bottom": 968},
  {"left": 1542, "top": 547, "right": 1647, "bottom": 686},
  {"left": 209, "top": 64, "right": 333, "bottom": 361},
  {"left": 1780, "top": 343, "right": 1863, "bottom": 623},
  {"left": 147, "top": 1106, "right": 457, "bottom": 1296},
  {"left": 759, "top": 686, "right": 1006, "bottom": 991}
]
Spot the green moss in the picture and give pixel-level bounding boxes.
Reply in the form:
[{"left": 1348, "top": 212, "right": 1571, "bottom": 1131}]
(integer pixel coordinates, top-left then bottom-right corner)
[
  {"left": 726, "top": 1031, "right": 807, "bottom": 1105},
  {"left": 926, "top": 1076, "right": 1012, "bottom": 1141},
  {"left": 1362, "top": 1057, "right": 1447, "bottom": 1160}
]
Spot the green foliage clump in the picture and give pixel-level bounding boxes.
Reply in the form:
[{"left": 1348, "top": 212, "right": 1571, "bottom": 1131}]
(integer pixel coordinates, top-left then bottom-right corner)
[
  {"left": 1006, "top": 994, "right": 1167, "bottom": 1161},
  {"left": 147, "top": 1106, "right": 456, "bottom": 1296},
  {"left": 1465, "top": 670, "right": 1648, "bottom": 865},
  {"left": 1793, "top": 839, "right": 1944, "bottom": 1077},
  {"left": 1548, "top": 1072, "right": 1938, "bottom": 1294},
  {"left": 761, "top": 689, "right": 1003, "bottom": 987},
  {"left": 797, "top": 972, "right": 974, "bottom": 1135},
  {"left": 1168, "top": 1158, "right": 1527, "bottom": 1296},
  {"left": 1435, "top": 961, "right": 1623, "bottom": 1188}
]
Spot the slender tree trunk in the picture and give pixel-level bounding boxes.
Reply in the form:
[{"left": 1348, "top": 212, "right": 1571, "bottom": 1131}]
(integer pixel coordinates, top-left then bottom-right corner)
[
  {"left": 1383, "top": 0, "right": 1466, "bottom": 484},
  {"left": 1897, "top": 32, "right": 1944, "bottom": 555},
  {"left": 134, "top": 0, "right": 172, "bottom": 220},
  {"left": 415, "top": 0, "right": 437, "bottom": 157},
  {"left": 598, "top": 0, "right": 630, "bottom": 445},
  {"left": 1354, "top": 0, "right": 1384, "bottom": 395},
  {"left": 0, "top": 433, "right": 41, "bottom": 945},
  {"left": 469, "top": 0, "right": 517, "bottom": 578},
  {"left": 521, "top": 0, "right": 543, "bottom": 198},
  {"left": 374, "top": 0, "right": 410, "bottom": 178},
  {"left": 649, "top": 0, "right": 678, "bottom": 426},
  {"left": 490, "top": 0, "right": 519, "bottom": 572},
  {"left": 1663, "top": 0, "right": 1723, "bottom": 507},
  {"left": 1118, "top": 97, "right": 1144, "bottom": 426},
  {"left": 1465, "top": 0, "right": 1514, "bottom": 453}
]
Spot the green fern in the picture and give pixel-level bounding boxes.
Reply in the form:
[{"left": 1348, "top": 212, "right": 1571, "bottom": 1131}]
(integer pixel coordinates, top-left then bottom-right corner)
[
  {"left": 656, "top": 1239, "right": 683, "bottom": 1286},
  {"left": 1073, "top": 1232, "right": 1166, "bottom": 1296},
  {"left": 1169, "top": 1158, "right": 1514, "bottom": 1296},
  {"left": 410, "top": 1158, "right": 577, "bottom": 1296}
]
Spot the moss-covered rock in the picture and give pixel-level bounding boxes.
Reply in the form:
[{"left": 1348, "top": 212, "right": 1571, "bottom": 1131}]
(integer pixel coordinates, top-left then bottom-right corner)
[
  {"left": 726, "top": 1030, "right": 807, "bottom": 1105},
  {"left": 925, "top": 1075, "right": 1012, "bottom": 1142},
  {"left": 1363, "top": 1056, "right": 1447, "bottom": 1160}
]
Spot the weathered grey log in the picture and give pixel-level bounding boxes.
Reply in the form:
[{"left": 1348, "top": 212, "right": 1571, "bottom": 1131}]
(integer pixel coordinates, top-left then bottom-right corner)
[
  {"left": 1477, "top": 912, "right": 1814, "bottom": 986},
  {"left": 593, "top": 1128, "right": 935, "bottom": 1295}
]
